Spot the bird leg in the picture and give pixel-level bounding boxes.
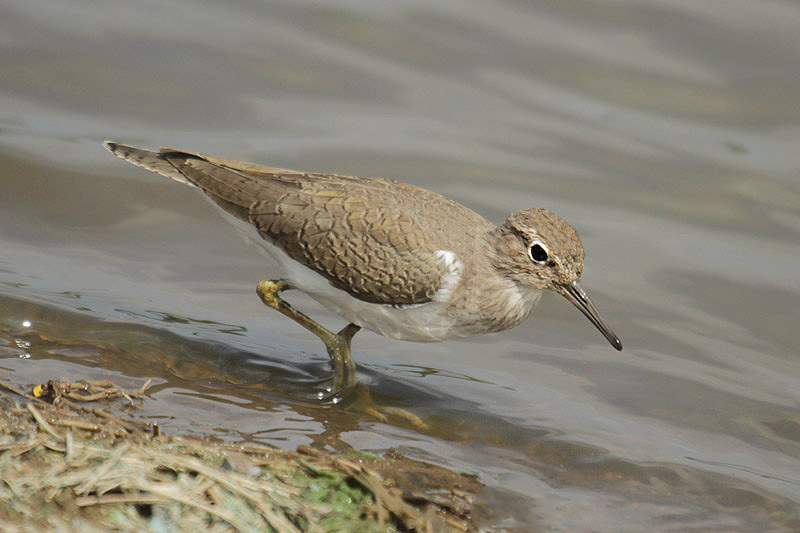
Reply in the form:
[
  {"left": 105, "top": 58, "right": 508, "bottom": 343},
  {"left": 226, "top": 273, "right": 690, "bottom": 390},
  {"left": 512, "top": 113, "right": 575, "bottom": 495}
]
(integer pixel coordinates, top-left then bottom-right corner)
[{"left": 256, "top": 280, "right": 360, "bottom": 390}]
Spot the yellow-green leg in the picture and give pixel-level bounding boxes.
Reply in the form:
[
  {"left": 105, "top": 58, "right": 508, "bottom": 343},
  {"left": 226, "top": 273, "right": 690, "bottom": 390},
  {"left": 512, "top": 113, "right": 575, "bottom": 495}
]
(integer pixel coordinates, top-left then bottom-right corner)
[
  {"left": 256, "top": 280, "right": 428, "bottom": 428},
  {"left": 256, "top": 280, "right": 360, "bottom": 389}
]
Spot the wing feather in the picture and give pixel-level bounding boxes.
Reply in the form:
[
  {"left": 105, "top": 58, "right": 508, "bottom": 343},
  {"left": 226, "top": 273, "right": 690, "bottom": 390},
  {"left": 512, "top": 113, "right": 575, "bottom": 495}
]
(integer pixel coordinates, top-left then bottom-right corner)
[{"left": 105, "top": 142, "right": 492, "bottom": 305}]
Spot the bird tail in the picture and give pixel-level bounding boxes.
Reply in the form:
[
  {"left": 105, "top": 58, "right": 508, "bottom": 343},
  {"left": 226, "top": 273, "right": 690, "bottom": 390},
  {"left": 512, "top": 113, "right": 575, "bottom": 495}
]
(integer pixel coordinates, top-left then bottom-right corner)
[
  {"left": 103, "top": 141, "right": 271, "bottom": 222},
  {"left": 103, "top": 141, "right": 194, "bottom": 186}
]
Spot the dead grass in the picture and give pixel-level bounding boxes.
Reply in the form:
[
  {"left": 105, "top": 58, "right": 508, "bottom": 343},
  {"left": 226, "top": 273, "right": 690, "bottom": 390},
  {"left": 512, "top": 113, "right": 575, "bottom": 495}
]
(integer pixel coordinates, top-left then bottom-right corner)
[{"left": 0, "top": 379, "right": 480, "bottom": 532}]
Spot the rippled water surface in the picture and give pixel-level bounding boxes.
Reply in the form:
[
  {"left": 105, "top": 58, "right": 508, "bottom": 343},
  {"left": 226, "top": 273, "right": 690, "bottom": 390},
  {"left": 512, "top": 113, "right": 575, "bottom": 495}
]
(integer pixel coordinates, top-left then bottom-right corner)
[{"left": 2, "top": 1, "right": 799, "bottom": 530}]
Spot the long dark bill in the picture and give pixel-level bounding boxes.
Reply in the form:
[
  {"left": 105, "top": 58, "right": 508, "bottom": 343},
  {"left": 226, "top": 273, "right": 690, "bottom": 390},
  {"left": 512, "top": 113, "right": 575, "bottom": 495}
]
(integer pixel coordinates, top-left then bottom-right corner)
[{"left": 559, "top": 280, "right": 622, "bottom": 351}]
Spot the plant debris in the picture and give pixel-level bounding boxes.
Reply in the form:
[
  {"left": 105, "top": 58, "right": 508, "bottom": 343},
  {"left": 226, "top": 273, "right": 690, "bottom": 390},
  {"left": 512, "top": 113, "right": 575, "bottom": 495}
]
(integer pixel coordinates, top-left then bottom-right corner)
[
  {"left": 0, "top": 380, "right": 482, "bottom": 532},
  {"left": 31, "top": 378, "right": 152, "bottom": 406}
]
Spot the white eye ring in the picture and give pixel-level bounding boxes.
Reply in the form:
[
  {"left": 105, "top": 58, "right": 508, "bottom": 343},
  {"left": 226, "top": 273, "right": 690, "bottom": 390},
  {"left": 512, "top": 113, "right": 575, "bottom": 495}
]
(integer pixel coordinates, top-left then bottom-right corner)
[{"left": 528, "top": 241, "right": 549, "bottom": 263}]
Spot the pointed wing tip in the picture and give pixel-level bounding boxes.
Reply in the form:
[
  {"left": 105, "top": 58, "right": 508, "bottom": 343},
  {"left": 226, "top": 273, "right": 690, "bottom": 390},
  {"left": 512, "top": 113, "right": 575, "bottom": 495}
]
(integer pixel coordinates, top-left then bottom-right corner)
[
  {"left": 102, "top": 141, "right": 194, "bottom": 185},
  {"left": 103, "top": 140, "right": 122, "bottom": 154},
  {"left": 103, "top": 140, "right": 143, "bottom": 160}
]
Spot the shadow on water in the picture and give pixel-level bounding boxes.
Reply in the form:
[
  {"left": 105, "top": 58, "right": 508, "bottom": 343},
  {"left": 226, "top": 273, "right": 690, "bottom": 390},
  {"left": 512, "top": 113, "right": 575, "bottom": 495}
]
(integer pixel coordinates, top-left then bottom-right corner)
[
  {"left": 2, "top": 292, "right": 800, "bottom": 530},
  {"left": 0, "top": 292, "right": 496, "bottom": 436}
]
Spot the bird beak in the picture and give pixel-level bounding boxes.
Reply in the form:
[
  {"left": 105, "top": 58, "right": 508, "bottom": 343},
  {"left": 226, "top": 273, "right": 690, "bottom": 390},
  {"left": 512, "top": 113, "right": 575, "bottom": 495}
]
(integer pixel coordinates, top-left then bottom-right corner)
[{"left": 558, "top": 280, "right": 622, "bottom": 351}]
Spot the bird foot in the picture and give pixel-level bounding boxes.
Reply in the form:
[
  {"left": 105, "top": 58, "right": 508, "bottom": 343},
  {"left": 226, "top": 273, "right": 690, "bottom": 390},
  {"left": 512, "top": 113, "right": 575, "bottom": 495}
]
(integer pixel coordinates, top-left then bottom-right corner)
[
  {"left": 257, "top": 280, "right": 359, "bottom": 390},
  {"left": 257, "top": 281, "right": 426, "bottom": 428},
  {"left": 340, "top": 383, "right": 430, "bottom": 430}
]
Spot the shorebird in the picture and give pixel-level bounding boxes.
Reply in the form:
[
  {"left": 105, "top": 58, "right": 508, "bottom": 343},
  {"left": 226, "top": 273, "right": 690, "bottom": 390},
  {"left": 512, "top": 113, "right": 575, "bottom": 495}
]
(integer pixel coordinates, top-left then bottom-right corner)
[{"left": 105, "top": 142, "right": 621, "bottom": 389}]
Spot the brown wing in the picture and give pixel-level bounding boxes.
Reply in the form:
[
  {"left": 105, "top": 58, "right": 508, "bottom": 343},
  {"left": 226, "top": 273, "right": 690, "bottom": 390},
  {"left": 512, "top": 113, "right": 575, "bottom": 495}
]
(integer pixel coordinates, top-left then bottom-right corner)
[
  {"left": 104, "top": 142, "right": 493, "bottom": 305},
  {"left": 249, "top": 177, "right": 491, "bottom": 305}
]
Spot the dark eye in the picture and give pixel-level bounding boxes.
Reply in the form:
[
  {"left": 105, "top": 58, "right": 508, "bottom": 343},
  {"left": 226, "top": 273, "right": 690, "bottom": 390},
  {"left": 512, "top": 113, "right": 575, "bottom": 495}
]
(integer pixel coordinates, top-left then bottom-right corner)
[{"left": 528, "top": 242, "right": 548, "bottom": 263}]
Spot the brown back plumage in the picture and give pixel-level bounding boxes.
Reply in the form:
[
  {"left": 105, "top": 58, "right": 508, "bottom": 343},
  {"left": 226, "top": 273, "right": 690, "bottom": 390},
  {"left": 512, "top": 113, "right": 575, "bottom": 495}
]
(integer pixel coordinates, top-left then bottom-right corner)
[{"left": 104, "top": 142, "right": 493, "bottom": 305}]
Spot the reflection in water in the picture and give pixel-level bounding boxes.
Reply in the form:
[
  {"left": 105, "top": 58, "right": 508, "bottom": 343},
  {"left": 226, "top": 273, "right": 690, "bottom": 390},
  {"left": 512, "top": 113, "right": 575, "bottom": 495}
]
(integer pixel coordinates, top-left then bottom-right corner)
[
  {"left": 387, "top": 363, "right": 503, "bottom": 387},
  {"left": 1, "top": 293, "right": 799, "bottom": 529},
  {"left": 115, "top": 308, "right": 249, "bottom": 336}
]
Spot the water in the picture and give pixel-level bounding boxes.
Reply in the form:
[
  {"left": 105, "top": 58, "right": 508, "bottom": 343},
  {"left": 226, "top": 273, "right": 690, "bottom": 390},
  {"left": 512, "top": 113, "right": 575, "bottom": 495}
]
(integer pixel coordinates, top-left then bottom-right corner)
[{"left": 2, "top": 0, "right": 799, "bottom": 530}]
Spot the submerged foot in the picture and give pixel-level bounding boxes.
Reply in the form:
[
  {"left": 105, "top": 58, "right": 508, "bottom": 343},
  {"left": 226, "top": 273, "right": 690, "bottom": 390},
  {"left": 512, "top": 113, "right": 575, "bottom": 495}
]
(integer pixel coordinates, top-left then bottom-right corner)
[
  {"left": 256, "top": 281, "right": 426, "bottom": 427},
  {"left": 339, "top": 383, "right": 429, "bottom": 430},
  {"left": 257, "top": 280, "right": 360, "bottom": 390}
]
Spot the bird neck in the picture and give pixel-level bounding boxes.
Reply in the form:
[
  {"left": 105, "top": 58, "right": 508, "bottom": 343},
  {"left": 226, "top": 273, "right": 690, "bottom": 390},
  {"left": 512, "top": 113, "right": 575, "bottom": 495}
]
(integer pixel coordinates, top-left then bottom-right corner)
[{"left": 441, "top": 232, "right": 542, "bottom": 336}]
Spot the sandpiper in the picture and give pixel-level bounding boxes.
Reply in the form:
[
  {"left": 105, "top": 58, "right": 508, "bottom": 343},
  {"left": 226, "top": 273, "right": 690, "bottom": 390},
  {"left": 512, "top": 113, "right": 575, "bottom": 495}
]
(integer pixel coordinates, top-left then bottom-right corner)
[{"left": 105, "top": 142, "right": 622, "bottom": 389}]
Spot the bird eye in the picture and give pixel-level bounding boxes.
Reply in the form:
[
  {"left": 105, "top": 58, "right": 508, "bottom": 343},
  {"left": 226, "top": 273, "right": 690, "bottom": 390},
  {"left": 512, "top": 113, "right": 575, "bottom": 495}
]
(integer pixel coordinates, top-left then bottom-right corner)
[{"left": 528, "top": 242, "right": 548, "bottom": 263}]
